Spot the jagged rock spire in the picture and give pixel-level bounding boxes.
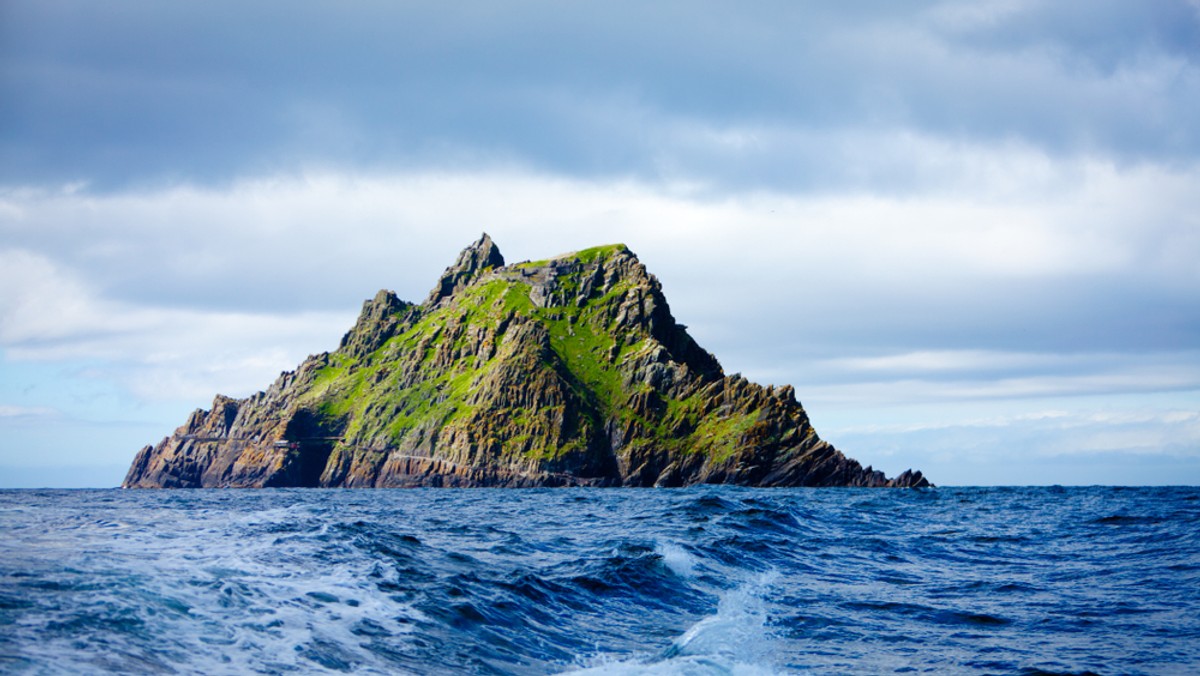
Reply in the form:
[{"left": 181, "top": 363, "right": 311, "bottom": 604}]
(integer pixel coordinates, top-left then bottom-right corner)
[{"left": 424, "top": 233, "right": 506, "bottom": 308}]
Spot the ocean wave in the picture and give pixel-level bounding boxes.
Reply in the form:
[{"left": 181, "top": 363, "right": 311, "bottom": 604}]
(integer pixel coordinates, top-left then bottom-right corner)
[{"left": 2, "top": 487, "right": 1198, "bottom": 674}]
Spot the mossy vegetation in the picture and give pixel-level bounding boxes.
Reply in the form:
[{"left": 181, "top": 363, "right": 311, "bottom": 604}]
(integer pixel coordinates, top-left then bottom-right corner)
[
  {"left": 298, "top": 241, "right": 787, "bottom": 476},
  {"left": 574, "top": 243, "right": 628, "bottom": 264},
  {"left": 690, "top": 410, "right": 758, "bottom": 463}
]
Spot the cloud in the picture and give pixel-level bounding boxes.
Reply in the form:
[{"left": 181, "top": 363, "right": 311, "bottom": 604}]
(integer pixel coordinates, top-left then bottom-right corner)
[
  {"left": 927, "top": 0, "right": 1200, "bottom": 67},
  {"left": 2, "top": 1, "right": 1196, "bottom": 188},
  {"left": 0, "top": 404, "right": 58, "bottom": 419},
  {"left": 0, "top": 248, "right": 353, "bottom": 401},
  {"left": 797, "top": 360, "right": 1200, "bottom": 407},
  {"left": 3, "top": 152, "right": 1197, "bottom": 316},
  {"left": 825, "top": 399, "right": 1200, "bottom": 485},
  {"left": 798, "top": 349, "right": 1200, "bottom": 401},
  {"left": 2, "top": 156, "right": 1197, "bottom": 408},
  {"left": 834, "top": 407, "right": 1200, "bottom": 454}
]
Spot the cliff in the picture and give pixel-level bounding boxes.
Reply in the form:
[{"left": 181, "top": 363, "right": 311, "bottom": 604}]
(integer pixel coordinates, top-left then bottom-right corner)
[{"left": 123, "top": 235, "right": 930, "bottom": 488}]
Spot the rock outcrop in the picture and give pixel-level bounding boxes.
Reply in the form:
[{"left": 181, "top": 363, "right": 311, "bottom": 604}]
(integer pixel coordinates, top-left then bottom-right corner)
[{"left": 124, "top": 235, "right": 930, "bottom": 489}]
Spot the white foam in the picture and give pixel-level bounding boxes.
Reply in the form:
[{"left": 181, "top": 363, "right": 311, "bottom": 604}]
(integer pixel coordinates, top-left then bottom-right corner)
[
  {"left": 29, "top": 505, "right": 425, "bottom": 674},
  {"left": 655, "top": 540, "right": 697, "bottom": 578},
  {"left": 564, "top": 572, "right": 781, "bottom": 675},
  {"left": 565, "top": 655, "right": 776, "bottom": 675}
]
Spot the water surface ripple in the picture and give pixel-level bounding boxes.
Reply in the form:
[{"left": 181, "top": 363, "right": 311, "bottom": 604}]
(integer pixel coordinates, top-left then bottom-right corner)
[{"left": 2, "top": 486, "right": 1197, "bottom": 674}]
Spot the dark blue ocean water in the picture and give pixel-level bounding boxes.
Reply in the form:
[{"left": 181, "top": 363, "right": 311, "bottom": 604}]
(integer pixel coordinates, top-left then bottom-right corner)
[{"left": 1, "top": 487, "right": 1198, "bottom": 675}]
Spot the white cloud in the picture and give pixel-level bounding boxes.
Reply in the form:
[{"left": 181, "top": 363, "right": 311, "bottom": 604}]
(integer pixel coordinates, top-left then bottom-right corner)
[
  {"left": 5, "top": 142, "right": 1198, "bottom": 297},
  {"left": 0, "top": 404, "right": 58, "bottom": 418},
  {"left": 2, "top": 148, "right": 1198, "bottom": 405},
  {"left": 823, "top": 350, "right": 1065, "bottom": 374},
  {"left": 833, "top": 407, "right": 1200, "bottom": 438},
  {"left": 800, "top": 359, "right": 1200, "bottom": 406},
  {"left": 926, "top": 0, "right": 1033, "bottom": 31},
  {"left": 0, "top": 248, "right": 352, "bottom": 401},
  {"left": 819, "top": 394, "right": 1200, "bottom": 485}
]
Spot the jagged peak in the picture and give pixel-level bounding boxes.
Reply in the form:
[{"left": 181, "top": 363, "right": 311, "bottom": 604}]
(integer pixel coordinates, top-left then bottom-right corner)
[
  {"left": 339, "top": 288, "right": 416, "bottom": 358},
  {"left": 425, "top": 233, "right": 506, "bottom": 308}
]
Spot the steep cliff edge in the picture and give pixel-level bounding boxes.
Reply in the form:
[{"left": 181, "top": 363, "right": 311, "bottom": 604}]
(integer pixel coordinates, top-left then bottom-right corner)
[{"left": 124, "top": 235, "right": 930, "bottom": 488}]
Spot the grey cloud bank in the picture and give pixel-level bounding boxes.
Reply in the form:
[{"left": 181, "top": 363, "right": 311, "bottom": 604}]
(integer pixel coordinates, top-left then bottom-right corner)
[
  {"left": 3, "top": 1, "right": 1198, "bottom": 189},
  {"left": 1, "top": 1, "right": 1198, "bottom": 486}
]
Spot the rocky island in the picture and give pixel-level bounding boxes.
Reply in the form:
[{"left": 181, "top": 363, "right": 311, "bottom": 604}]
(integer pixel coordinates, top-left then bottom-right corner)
[{"left": 124, "top": 235, "right": 929, "bottom": 489}]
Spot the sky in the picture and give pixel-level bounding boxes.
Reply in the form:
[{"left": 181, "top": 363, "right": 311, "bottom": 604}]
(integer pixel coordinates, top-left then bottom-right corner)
[{"left": 1, "top": 0, "right": 1198, "bottom": 487}]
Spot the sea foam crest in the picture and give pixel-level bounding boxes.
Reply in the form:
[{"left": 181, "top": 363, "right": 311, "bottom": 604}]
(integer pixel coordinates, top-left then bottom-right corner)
[
  {"left": 565, "top": 572, "right": 780, "bottom": 675},
  {"left": 655, "top": 540, "right": 697, "bottom": 578}
]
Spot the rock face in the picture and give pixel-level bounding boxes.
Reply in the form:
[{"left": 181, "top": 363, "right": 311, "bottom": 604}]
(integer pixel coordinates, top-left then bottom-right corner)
[{"left": 124, "top": 235, "right": 930, "bottom": 489}]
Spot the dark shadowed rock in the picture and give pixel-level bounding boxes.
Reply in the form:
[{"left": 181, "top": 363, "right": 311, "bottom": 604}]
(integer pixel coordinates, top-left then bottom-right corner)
[{"left": 424, "top": 233, "right": 506, "bottom": 308}]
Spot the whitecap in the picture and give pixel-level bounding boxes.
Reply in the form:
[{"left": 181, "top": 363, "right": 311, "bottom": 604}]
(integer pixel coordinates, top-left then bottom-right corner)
[
  {"left": 655, "top": 540, "right": 697, "bottom": 578},
  {"left": 564, "top": 572, "right": 780, "bottom": 675}
]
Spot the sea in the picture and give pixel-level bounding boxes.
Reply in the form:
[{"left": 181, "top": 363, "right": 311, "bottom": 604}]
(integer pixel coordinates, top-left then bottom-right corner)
[{"left": 1, "top": 486, "right": 1198, "bottom": 675}]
